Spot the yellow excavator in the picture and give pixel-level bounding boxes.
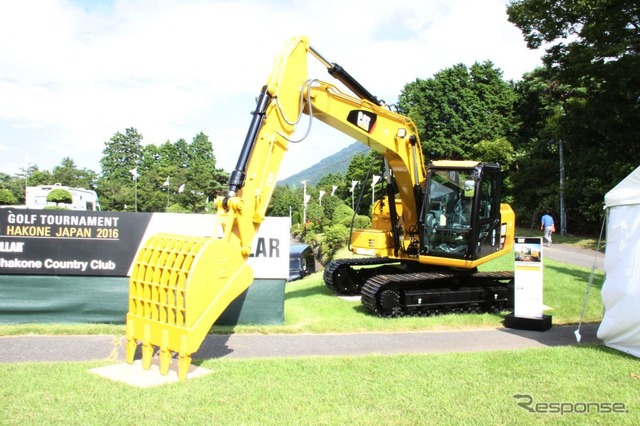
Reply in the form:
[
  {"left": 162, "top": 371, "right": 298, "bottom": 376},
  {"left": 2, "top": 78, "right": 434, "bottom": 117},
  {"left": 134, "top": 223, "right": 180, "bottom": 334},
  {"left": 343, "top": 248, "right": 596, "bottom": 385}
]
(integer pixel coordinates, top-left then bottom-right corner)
[{"left": 125, "top": 36, "right": 515, "bottom": 380}]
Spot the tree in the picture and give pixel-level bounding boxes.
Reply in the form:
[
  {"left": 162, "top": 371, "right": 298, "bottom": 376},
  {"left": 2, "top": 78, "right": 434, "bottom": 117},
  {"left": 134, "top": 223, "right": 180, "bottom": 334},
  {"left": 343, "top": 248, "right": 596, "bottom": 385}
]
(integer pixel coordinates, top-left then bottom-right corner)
[
  {"left": 0, "top": 188, "right": 18, "bottom": 205},
  {"left": 332, "top": 203, "right": 355, "bottom": 226},
  {"left": 321, "top": 224, "right": 350, "bottom": 261},
  {"left": 51, "top": 157, "right": 97, "bottom": 189},
  {"left": 267, "top": 185, "right": 299, "bottom": 218},
  {"left": 471, "top": 138, "right": 515, "bottom": 166},
  {"left": 135, "top": 144, "right": 169, "bottom": 212},
  {"left": 316, "top": 173, "right": 344, "bottom": 193},
  {"left": 316, "top": 173, "right": 345, "bottom": 220},
  {"left": 96, "top": 129, "right": 230, "bottom": 212},
  {"left": 0, "top": 172, "right": 24, "bottom": 204},
  {"left": 343, "top": 151, "right": 384, "bottom": 215},
  {"left": 320, "top": 195, "right": 344, "bottom": 222},
  {"left": 183, "top": 132, "right": 228, "bottom": 212},
  {"left": 510, "top": 69, "right": 566, "bottom": 227},
  {"left": 508, "top": 1, "right": 640, "bottom": 158},
  {"left": 24, "top": 165, "right": 52, "bottom": 187},
  {"left": 507, "top": 0, "right": 640, "bottom": 231},
  {"left": 398, "top": 62, "right": 518, "bottom": 160},
  {"left": 98, "top": 128, "right": 144, "bottom": 211},
  {"left": 0, "top": 167, "right": 54, "bottom": 205},
  {"left": 47, "top": 188, "right": 73, "bottom": 206},
  {"left": 99, "top": 128, "right": 143, "bottom": 182}
]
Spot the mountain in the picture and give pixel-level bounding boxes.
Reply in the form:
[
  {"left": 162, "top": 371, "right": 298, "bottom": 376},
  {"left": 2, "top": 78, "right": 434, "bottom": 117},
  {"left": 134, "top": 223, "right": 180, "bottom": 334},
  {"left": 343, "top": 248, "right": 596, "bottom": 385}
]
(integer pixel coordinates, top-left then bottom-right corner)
[{"left": 278, "top": 142, "right": 369, "bottom": 187}]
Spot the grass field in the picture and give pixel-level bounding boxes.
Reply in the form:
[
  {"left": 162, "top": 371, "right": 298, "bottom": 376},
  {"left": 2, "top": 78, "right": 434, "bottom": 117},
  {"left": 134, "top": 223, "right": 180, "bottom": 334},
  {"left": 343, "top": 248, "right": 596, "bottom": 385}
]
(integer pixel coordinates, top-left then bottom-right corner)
[
  {"left": 2, "top": 236, "right": 635, "bottom": 425},
  {"left": 0, "top": 346, "right": 637, "bottom": 425}
]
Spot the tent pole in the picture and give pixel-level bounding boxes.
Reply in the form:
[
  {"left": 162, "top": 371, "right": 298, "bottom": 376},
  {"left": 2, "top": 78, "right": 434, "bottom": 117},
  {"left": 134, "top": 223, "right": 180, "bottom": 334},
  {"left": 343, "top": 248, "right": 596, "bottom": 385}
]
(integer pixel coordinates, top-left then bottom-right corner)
[{"left": 574, "top": 211, "right": 607, "bottom": 342}]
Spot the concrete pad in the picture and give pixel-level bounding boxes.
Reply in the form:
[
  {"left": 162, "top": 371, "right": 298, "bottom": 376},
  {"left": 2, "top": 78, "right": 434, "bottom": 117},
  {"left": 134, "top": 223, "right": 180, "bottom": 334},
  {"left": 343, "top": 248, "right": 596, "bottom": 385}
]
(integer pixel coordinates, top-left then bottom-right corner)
[
  {"left": 89, "top": 359, "right": 213, "bottom": 387},
  {"left": 338, "top": 295, "right": 360, "bottom": 302}
]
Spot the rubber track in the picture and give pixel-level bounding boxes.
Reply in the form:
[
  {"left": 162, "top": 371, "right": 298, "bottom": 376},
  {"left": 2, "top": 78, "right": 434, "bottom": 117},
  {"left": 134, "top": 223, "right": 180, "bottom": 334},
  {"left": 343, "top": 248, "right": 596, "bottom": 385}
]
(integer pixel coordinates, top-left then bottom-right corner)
[
  {"left": 323, "top": 257, "right": 394, "bottom": 294},
  {"left": 361, "top": 270, "right": 514, "bottom": 316}
]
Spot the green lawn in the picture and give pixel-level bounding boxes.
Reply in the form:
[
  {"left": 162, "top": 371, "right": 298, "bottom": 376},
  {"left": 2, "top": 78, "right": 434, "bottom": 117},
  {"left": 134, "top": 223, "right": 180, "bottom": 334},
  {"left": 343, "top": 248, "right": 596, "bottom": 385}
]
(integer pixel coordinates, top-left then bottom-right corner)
[
  {"left": 0, "top": 346, "right": 637, "bottom": 425},
  {"left": 1, "top": 241, "right": 628, "bottom": 425}
]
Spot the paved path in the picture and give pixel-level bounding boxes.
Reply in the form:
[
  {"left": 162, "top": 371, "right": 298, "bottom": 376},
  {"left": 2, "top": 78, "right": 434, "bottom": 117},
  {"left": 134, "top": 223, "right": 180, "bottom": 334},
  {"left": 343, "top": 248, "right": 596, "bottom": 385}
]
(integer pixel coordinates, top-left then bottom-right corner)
[
  {"left": 0, "top": 323, "right": 601, "bottom": 364},
  {"left": 0, "top": 243, "right": 605, "bottom": 364},
  {"left": 543, "top": 243, "right": 604, "bottom": 270}
]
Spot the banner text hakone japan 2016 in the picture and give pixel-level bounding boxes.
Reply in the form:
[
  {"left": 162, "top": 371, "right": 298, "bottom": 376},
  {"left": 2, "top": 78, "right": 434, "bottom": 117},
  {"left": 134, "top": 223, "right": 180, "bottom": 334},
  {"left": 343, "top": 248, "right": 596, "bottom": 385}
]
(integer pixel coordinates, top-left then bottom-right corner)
[
  {"left": 0, "top": 209, "right": 149, "bottom": 276},
  {"left": 0, "top": 210, "right": 290, "bottom": 279},
  {"left": 4, "top": 212, "right": 120, "bottom": 239}
]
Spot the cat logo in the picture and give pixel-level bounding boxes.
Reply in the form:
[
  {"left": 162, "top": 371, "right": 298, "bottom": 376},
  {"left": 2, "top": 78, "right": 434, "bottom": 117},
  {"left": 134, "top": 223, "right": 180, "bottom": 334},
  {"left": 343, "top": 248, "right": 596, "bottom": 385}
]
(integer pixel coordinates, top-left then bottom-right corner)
[{"left": 347, "top": 110, "right": 377, "bottom": 133}]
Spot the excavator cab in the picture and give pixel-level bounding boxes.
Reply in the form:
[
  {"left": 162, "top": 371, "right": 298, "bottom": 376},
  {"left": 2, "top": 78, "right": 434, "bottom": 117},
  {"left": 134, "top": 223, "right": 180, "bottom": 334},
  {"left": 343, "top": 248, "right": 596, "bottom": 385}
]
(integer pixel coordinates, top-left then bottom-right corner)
[{"left": 421, "top": 161, "right": 504, "bottom": 260}]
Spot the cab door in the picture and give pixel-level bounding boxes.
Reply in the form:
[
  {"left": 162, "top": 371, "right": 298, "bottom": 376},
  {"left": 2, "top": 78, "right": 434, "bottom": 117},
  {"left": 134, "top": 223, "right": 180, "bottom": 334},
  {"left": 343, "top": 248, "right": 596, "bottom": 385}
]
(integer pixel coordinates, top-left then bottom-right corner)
[{"left": 476, "top": 166, "right": 502, "bottom": 259}]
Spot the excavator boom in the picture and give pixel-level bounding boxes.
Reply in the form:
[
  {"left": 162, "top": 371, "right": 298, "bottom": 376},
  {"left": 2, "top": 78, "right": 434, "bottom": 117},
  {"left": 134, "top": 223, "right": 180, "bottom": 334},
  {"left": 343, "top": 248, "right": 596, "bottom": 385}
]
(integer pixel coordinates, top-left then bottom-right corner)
[{"left": 125, "top": 36, "right": 428, "bottom": 380}]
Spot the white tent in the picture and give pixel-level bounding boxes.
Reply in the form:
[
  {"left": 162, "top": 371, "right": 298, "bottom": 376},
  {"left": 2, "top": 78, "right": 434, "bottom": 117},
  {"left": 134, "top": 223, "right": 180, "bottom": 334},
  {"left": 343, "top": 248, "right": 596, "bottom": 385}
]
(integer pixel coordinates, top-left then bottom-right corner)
[{"left": 597, "top": 166, "right": 640, "bottom": 357}]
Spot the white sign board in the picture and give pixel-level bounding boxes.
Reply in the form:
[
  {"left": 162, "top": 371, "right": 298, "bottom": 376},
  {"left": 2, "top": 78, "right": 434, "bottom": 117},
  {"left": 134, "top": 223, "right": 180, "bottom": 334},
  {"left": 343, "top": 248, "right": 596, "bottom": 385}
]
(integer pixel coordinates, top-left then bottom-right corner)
[
  {"left": 513, "top": 237, "right": 544, "bottom": 318},
  {"left": 130, "top": 214, "right": 290, "bottom": 280},
  {"left": 248, "top": 217, "right": 290, "bottom": 279}
]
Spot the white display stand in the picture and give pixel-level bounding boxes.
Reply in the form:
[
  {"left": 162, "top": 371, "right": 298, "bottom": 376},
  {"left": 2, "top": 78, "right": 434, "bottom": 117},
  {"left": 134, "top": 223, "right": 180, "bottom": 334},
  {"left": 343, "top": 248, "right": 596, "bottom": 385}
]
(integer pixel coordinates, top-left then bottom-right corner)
[{"left": 504, "top": 237, "right": 552, "bottom": 331}]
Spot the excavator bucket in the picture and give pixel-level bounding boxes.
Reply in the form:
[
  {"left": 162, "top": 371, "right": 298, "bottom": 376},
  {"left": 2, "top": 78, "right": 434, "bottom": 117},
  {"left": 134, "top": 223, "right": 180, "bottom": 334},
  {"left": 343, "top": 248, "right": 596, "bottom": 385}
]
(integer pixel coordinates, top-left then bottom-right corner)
[{"left": 125, "top": 233, "right": 253, "bottom": 380}]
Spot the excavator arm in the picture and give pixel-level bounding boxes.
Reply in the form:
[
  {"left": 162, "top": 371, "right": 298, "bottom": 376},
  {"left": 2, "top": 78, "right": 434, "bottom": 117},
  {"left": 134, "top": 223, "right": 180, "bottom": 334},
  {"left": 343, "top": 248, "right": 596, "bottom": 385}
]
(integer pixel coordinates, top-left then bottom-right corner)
[
  {"left": 125, "top": 36, "right": 426, "bottom": 379},
  {"left": 225, "top": 37, "right": 426, "bottom": 252}
]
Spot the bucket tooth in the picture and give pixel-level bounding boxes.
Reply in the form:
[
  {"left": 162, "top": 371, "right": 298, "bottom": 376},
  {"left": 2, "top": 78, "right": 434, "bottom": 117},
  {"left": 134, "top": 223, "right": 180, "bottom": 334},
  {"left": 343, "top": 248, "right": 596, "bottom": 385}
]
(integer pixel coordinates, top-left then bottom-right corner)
[
  {"left": 159, "top": 330, "right": 171, "bottom": 376},
  {"left": 125, "top": 320, "right": 137, "bottom": 364},
  {"left": 178, "top": 335, "right": 190, "bottom": 380},
  {"left": 178, "top": 354, "right": 191, "bottom": 381},
  {"left": 142, "top": 324, "right": 153, "bottom": 370}
]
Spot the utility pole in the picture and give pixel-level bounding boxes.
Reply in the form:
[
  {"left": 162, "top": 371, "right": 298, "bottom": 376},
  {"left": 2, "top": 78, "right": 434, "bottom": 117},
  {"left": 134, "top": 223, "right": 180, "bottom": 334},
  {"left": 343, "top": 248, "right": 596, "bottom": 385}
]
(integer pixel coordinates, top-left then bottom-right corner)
[
  {"left": 129, "top": 167, "right": 138, "bottom": 212},
  {"left": 350, "top": 180, "right": 359, "bottom": 211},
  {"left": 559, "top": 138, "right": 567, "bottom": 235},
  {"left": 371, "top": 175, "right": 381, "bottom": 210},
  {"left": 163, "top": 176, "right": 170, "bottom": 209},
  {"left": 301, "top": 180, "right": 307, "bottom": 224},
  {"left": 24, "top": 157, "right": 29, "bottom": 203}
]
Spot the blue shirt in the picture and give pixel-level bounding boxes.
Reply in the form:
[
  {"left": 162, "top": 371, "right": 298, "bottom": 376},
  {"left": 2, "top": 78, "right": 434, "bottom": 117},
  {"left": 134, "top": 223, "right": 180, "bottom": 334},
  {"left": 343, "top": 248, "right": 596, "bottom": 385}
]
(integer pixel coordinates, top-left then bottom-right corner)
[{"left": 541, "top": 214, "right": 554, "bottom": 227}]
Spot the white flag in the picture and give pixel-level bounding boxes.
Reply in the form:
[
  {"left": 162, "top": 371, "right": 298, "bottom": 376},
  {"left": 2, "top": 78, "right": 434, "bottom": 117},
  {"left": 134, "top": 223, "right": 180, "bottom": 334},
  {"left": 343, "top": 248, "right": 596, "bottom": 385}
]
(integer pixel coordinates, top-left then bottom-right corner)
[
  {"left": 129, "top": 167, "right": 138, "bottom": 180},
  {"left": 178, "top": 183, "right": 185, "bottom": 193},
  {"left": 163, "top": 177, "right": 169, "bottom": 187}
]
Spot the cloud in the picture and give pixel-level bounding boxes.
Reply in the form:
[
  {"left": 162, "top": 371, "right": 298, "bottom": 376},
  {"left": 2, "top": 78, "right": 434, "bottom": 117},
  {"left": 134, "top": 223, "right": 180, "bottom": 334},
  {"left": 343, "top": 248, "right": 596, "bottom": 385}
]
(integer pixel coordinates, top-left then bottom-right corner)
[{"left": 0, "top": 0, "right": 542, "bottom": 178}]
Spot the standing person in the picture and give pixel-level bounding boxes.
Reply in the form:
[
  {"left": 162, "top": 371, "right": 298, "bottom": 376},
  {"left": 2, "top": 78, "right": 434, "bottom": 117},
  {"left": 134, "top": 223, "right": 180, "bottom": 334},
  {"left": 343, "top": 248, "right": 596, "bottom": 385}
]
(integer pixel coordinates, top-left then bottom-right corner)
[{"left": 540, "top": 210, "right": 555, "bottom": 247}]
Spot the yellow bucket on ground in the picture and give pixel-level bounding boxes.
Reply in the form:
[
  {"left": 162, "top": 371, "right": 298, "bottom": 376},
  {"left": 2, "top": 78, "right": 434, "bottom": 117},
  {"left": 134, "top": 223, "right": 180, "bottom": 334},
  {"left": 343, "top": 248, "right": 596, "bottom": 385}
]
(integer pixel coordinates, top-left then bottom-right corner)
[{"left": 125, "top": 233, "right": 253, "bottom": 380}]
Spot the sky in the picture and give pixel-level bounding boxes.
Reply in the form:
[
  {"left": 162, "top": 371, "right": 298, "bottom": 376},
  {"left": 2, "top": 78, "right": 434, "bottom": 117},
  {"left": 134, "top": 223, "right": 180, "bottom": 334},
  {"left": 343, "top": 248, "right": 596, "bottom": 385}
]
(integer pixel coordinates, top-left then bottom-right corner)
[{"left": 0, "top": 0, "right": 543, "bottom": 181}]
